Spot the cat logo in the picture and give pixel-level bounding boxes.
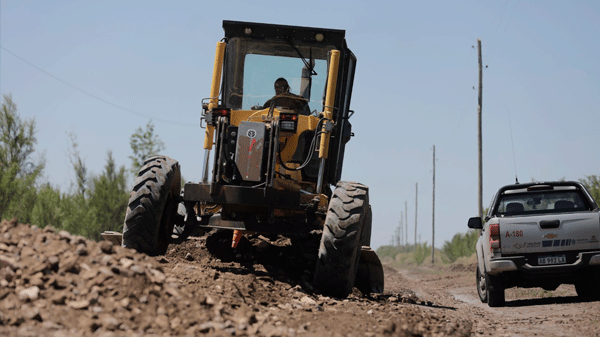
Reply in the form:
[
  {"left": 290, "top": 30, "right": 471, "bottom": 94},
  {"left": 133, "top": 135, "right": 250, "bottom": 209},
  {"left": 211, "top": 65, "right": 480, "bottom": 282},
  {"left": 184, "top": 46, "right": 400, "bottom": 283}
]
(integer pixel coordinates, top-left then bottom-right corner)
[{"left": 543, "top": 233, "right": 558, "bottom": 239}]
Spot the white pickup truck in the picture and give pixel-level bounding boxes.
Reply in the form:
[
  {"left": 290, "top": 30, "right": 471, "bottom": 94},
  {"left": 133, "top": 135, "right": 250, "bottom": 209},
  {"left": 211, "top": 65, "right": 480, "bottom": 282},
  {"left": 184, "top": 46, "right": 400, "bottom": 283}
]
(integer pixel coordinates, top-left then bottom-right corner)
[{"left": 468, "top": 181, "right": 600, "bottom": 307}]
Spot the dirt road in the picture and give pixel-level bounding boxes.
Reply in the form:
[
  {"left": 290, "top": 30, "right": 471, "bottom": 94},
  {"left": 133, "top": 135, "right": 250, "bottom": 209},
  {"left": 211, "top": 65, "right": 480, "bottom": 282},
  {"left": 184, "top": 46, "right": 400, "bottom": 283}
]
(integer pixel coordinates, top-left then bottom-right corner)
[
  {"left": 2, "top": 219, "right": 600, "bottom": 336},
  {"left": 394, "top": 263, "right": 600, "bottom": 336}
]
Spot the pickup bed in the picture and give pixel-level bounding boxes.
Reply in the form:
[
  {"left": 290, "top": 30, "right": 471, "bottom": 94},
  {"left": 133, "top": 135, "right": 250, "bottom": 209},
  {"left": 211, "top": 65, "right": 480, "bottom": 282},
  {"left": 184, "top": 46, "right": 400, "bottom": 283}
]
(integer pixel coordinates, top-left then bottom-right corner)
[{"left": 468, "top": 181, "right": 600, "bottom": 307}]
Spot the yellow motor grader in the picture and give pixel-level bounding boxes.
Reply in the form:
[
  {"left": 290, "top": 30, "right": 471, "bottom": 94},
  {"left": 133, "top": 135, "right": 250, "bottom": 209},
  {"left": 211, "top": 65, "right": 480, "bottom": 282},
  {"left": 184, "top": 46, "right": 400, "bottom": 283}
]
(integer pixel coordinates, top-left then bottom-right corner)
[{"left": 120, "top": 21, "right": 383, "bottom": 298}]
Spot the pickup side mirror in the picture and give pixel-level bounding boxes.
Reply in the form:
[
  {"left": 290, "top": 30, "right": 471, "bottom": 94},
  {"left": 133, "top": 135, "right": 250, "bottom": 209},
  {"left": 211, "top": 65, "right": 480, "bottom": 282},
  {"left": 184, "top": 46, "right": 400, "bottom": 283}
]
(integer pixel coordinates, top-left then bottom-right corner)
[{"left": 467, "top": 217, "right": 483, "bottom": 229}]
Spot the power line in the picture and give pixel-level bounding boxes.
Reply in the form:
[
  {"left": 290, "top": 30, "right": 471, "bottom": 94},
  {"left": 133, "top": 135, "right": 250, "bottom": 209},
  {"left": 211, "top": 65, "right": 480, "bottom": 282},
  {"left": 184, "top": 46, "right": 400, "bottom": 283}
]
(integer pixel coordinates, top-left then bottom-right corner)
[{"left": 1, "top": 46, "right": 197, "bottom": 127}]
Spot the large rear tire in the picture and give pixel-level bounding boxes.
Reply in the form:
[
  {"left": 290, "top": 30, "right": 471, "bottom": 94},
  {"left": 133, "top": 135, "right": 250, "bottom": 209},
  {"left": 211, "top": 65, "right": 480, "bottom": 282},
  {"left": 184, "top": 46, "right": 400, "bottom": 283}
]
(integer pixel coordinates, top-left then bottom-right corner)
[
  {"left": 314, "top": 181, "right": 369, "bottom": 298},
  {"left": 122, "top": 156, "right": 181, "bottom": 256}
]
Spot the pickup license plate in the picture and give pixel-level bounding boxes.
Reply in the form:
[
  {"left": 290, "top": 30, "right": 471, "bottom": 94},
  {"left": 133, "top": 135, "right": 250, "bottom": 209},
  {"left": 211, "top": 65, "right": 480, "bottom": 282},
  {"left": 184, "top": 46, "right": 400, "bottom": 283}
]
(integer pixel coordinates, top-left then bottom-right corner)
[{"left": 538, "top": 255, "right": 566, "bottom": 265}]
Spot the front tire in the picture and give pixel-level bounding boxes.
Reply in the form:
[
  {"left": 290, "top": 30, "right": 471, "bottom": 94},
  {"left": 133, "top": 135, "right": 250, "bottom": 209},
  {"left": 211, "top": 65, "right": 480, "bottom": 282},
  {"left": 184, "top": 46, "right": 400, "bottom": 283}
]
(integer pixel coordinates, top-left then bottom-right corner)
[
  {"left": 314, "top": 181, "right": 369, "bottom": 298},
  {"left": 122, "top": 156, "right": 181, "bottom": 256}
]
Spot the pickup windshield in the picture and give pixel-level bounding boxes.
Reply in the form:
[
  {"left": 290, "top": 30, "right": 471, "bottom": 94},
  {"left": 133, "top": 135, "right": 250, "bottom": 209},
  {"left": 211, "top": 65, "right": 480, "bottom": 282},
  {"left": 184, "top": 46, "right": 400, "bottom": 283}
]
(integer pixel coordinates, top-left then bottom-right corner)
[
  {"left": 495, "top": 190, "right": 591, "bottom": 216},
  {"left": 223, "top": 37, "right": 334, "bottom": 112}
]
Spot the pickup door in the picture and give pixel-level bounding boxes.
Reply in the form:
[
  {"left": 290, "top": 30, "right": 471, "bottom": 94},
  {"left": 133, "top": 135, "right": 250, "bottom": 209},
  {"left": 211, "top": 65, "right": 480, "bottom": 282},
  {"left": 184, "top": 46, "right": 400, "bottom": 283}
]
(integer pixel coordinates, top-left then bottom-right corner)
[{"left": 498, "top": 212, "right": 600, "bottom": 255}]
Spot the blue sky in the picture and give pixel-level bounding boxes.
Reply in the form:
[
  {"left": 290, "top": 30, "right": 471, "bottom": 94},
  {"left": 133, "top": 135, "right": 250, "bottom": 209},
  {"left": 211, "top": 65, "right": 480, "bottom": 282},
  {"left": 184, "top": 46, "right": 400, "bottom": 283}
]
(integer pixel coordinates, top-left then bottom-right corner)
[{"left": 2, "top": 1, "right": 599, "bottom": 249}]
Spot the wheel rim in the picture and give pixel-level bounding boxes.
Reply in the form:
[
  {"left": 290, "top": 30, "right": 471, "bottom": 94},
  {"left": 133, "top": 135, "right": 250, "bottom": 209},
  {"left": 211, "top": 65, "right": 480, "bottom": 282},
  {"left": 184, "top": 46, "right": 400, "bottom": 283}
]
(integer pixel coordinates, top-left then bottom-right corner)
[{"left": 477, "top": 268, "right": 487, "bottom": 298}]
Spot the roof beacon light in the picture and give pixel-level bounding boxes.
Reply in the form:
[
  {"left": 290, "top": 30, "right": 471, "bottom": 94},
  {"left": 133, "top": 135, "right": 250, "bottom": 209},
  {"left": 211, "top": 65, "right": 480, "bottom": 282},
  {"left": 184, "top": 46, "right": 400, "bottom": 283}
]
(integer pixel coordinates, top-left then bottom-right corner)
[{"left": 244, "top": 27, "right": 252, "bottom": 36}]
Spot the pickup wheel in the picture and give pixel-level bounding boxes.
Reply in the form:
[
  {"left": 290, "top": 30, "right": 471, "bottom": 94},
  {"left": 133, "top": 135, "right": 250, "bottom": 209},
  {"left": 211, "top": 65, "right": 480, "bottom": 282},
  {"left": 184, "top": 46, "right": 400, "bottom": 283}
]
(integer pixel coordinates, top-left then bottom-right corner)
[
  {"left": 485, "top": 272, "right": 505, "bottom": 307},
  {"left": 575, "top": 271, "right": 600, "bottom": 300},
  {"left": 476, "top": 266, "right": 487, "bottom": 303}
]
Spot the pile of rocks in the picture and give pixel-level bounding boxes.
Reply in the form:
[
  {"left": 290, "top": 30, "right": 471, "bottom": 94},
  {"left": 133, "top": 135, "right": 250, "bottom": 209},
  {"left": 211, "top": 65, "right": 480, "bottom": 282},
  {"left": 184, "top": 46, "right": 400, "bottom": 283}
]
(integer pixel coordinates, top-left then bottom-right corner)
[{"left": 0, "top": 219, "right": 215, "bottom": 336}]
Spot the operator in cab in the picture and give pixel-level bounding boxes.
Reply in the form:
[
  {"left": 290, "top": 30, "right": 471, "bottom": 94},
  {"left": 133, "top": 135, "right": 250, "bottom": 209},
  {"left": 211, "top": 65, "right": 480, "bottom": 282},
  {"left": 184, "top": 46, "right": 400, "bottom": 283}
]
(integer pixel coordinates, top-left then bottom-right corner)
[{"left": 262, "top": 78, "right": 310, "bottom": 114}]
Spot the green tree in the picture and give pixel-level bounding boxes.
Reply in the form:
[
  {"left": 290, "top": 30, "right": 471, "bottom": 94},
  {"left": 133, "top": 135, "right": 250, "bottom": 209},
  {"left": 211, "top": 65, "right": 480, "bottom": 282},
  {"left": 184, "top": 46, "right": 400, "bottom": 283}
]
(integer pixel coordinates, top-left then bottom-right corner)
[
  {"left": 413, "top": 242, "right": 431, "bottom": 265},
  {"left": 0, "top": 94, "right": 44, "bottom": 221},
  {"left": 67, "top": 132, "right": 88, "bottom": 196},
  {"left": 580, "top": 175, "right": 600, "bottom": 203},
  {"left": 442, "top": 230, "right": 479, "bottom": 263},
  {"left": 86, "top": 151, "right": 128, "bottom": 240},
  {"left": 129, "top": 120, "right": 164, "bottom": 175},
  {"left": 31, "top": 183, "right": 63, "bottom": 229}
]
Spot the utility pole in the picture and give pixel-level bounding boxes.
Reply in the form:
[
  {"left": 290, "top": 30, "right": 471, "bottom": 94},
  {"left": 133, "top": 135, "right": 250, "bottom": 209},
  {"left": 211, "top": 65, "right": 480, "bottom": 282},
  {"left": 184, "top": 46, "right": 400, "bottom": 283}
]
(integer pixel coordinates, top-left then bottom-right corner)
[
  {"left": 432, "top": 145, "right": 436, "bottom": 264},
  {"left": 405, "top": 201, "right": 408, "bottom": 248},
  {"left": 415, "top": 183, "right": 418, "bottom": 249},
  {"left": 477, "top": 39, "right": 483, "bottom": 219},
  {"left": 399, "top": 211, "right": 404, "bottom": 247}
]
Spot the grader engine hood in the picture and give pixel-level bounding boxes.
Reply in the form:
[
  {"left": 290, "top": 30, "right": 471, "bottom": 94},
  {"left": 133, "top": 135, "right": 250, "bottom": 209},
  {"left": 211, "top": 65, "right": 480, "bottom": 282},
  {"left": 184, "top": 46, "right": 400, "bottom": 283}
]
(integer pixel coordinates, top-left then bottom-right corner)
[{"left": 236, "top": 122, "right": 267, "bottom": 182}]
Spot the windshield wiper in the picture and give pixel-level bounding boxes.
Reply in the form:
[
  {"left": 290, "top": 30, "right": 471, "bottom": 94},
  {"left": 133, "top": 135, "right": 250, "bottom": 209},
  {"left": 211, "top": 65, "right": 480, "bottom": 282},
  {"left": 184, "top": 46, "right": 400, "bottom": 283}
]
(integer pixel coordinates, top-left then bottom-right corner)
[{"left": 286, "top": 38, "right": 317, "bottom": 76}]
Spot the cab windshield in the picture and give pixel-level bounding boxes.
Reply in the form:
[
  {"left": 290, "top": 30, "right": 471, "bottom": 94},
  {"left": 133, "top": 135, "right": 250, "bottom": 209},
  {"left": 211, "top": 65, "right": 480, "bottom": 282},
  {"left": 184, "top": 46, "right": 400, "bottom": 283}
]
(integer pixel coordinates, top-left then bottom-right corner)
[{"left": 223, "top": 37, "right": 334, "bottom": 113}]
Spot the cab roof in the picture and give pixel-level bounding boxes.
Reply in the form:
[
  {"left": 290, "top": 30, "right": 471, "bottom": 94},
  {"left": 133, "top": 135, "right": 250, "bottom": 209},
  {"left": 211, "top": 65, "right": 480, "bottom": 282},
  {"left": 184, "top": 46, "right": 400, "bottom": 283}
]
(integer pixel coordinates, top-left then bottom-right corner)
[{"left": 223, "top": 20, "right": 349, "bottom": 52}]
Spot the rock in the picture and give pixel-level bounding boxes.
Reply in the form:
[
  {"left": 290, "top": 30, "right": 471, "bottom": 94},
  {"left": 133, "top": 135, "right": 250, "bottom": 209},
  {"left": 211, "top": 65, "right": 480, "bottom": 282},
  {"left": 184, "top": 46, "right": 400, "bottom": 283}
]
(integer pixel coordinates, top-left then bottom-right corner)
[
  {"left": 102, "top": 315, "right": 119, "bottom": 331},
  {"left": 21, "top": 246, "right": 36, "bottom": 257},
  {"left": 81, "top": 269, "right": 99, "bottom": 280},
  {"left": 75, "top": 244, "right": 88, "bottom": 256},
  {"left": 22, "top": 305, "right": 43, "bottom": 322},
  {"left": 51, "top": 293, "right": 67, "bottom": 305},
  {"left": 60, "top": 254, "right": 81, "bottom": 274},
  {"left": 29, "top": 273, "right": 44, "bottom": 287},
  {"left": 257, "top": 241, "right": 270, "bottom": 252},
  {"left": 300, "top": 296, "right": 317, "bottom": 305},
  {"left": 100, "top": 241, "right": 114, "bottom": 254},
  {"left": 18, "top": 286, "right": 40, "bottom": 302},
  {"left": 72, "top": 235, "right": 87, "bottom": 245},
  {"left": 0, "top": 266, "right": 15, "bottom": 282},
  {"left": 119, "top": 258, "right": 134, "bottom": 269},
  {"left": 98, "top": 267, "right": 114, "bottom": 277},
  {"left": 67, "top": 299, "right": 90, "bottom": 310},
  {"left": 42, "top": 226, "right": 55, "bottom": 233},
  {"left": 101, "top": 255, "right": 115, "bottom": 266},
  {"left": 155, "top": 314, "right": 169, "bottom": 329},
  {"left": 148, "top": 269, "right": 166, "bottom": 284},
  {"left": 0, "top": 255, "right": 19, "bottom": 270},
  {"left": 185, "top": 253, "right": 194, "bottom": 261},
  {"left": 47, "top": 255, "right": 60, "bottom": 272},
  {"left": 129, "top": 264, "right": 145, "bottom": 275},
  {"left": 58, "top": 230, "right": 72, "bottom": 242}
]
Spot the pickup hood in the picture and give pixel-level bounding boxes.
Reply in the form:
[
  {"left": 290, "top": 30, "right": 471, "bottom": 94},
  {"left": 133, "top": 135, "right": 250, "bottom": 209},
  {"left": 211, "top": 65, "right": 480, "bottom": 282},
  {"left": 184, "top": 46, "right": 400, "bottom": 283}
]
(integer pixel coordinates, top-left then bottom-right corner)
[{"left": 497, "top": 212, "right": 600, "bottom": 255}]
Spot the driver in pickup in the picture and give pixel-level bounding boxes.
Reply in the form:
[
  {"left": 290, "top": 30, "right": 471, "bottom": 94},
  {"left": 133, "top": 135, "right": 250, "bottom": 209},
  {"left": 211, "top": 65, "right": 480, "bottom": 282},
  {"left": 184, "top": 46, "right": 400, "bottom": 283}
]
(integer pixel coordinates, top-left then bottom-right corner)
[{"left": 263, "top": 78, "right": 310, "bottom": 114}]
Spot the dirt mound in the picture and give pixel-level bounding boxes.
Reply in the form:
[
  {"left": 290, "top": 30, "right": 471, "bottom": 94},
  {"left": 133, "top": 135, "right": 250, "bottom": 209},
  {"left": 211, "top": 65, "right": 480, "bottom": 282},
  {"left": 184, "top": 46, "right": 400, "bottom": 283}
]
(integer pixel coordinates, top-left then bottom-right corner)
[
  {"left": 1, "top": 219, "right": 472, "bottom": 336},
  {"left": 446, "top": 263, "right": 476, "bottom": 273}
]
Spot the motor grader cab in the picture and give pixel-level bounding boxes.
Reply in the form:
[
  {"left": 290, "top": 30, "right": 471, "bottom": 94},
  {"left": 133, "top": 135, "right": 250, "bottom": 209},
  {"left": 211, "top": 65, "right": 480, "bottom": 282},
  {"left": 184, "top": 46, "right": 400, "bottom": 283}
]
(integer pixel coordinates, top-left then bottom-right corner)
[{"left": 120, "top": 21, "right": 383, "bottom": 298}]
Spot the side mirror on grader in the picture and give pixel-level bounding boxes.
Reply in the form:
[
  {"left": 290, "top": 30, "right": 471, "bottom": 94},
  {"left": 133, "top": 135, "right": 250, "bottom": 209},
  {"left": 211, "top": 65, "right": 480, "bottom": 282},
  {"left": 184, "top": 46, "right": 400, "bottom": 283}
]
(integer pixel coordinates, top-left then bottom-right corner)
[{"left": 118, "top": 21, "right": 383, "bottom": 298}]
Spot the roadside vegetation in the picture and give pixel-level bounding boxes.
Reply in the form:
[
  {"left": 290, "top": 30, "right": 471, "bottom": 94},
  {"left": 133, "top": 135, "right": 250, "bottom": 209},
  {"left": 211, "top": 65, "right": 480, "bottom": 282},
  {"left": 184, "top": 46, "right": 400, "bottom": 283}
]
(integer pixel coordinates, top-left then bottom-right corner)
[{"left": 0, "top": 94, "right": 165, "bottom": 240}]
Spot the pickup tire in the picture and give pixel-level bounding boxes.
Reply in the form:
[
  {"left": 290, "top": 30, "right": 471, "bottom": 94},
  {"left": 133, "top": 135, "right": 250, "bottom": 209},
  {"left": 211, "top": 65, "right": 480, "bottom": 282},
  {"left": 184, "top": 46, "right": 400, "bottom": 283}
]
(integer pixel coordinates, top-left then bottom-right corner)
[
  {"left": 485, "top": 272, "right": 505, "bottom": 307},
  {"left": 314, "top": 181, "right": 369, "bottom": 298},
  {"left": 575, "top": 269, "right": 600, "bottom": 299},
  {"left": 122, "top": 156, "right": 181, "bottom": 256},
  {"left": 476, "top": 266, "right": 487, "bottom": 303}
]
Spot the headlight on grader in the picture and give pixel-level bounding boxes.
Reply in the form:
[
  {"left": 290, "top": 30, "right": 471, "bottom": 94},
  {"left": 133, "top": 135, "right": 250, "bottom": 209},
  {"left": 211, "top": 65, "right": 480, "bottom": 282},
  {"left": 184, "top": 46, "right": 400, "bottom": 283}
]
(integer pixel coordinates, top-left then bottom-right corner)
[{"left": 279, "top": 112, "right": 298, "bottom": 135}]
